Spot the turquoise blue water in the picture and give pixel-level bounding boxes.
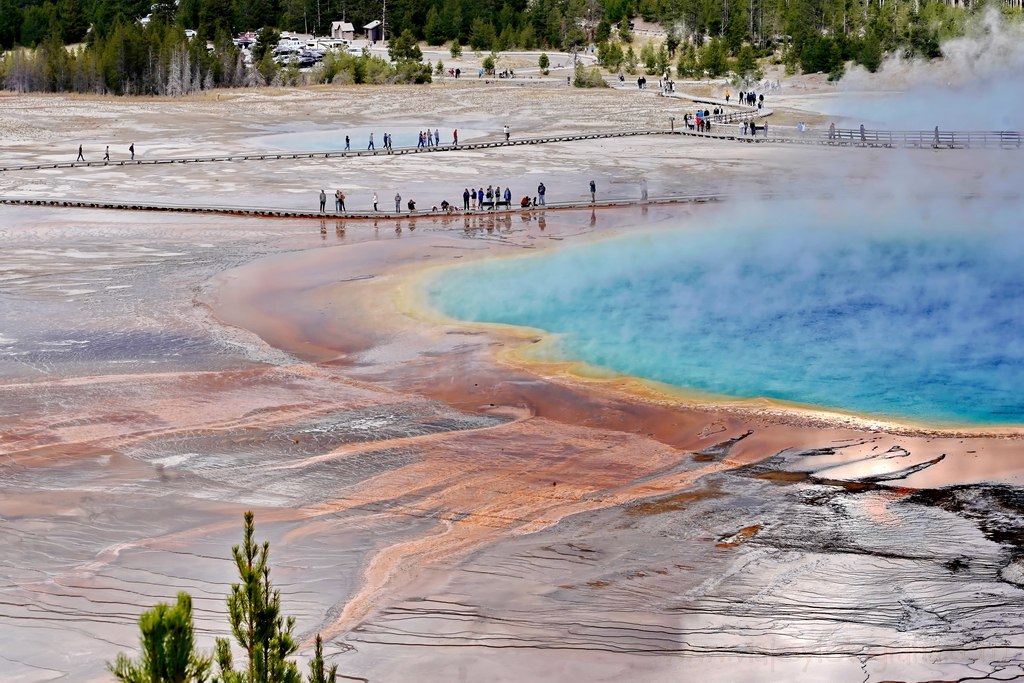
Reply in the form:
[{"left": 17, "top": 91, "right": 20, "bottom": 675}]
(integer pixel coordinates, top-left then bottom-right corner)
[
  {"left": 252, "top": 126, "right": 477, "bottom": 151},
  {"left": 427, "top": 203, "right": 1024, "bottom": 425}
]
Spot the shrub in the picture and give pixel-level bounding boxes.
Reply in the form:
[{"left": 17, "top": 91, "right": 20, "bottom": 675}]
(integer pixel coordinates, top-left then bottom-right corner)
[{"left": 573, "top": 63, "right": 608, "bottom": 87}]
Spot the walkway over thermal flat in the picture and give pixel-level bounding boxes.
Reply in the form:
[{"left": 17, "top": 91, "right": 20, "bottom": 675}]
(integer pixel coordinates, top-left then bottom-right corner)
[
  {"left": 1, "top": 126, "right": 1018, "bottom": 174},
  {"left": 0, "top": 131, "right": 665, "bottom": 173},
  {"left": 0, "top": 193, "right": 724, "bottom": 219}
]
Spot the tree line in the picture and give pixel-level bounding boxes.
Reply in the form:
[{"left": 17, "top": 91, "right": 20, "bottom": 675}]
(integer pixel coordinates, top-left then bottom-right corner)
[
  {"left": 0, "top": 18, "right": 434, "bottom": 94},
  {"left": 0, "top": 0, "right": 1019, "bottom": 94}
]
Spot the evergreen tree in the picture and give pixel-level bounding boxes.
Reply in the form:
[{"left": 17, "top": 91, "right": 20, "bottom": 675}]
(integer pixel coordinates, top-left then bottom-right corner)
[
  {"left": 699, "top": 36, "right": 727, "bottom": 76},
  {"left": 388, "top": 29, "right": 422, "bottom": 62},
  {"left": 151, "top": 0, "right": 178, "bottom": 25},
  {"left": 252, "top": 27, "right": 280, "bottom": 63},
  {"left": 56, "top": 0, "right": 89, "bottom": 43},
  {"left": 859, "top": 31, "right": 882, "bottom": 72},
  {"left": 0, "top": 0, "right": 22, "bottom": 48},
  {"left": 665, "top": 29, "right": 679, "bottom": 56},
  {"left": 618, "top": 15, "right": 632, "bottom": 42},
  {"left": 306, "top": 635, "right": 337, "bottom": 683},
  {"left": 736, "top": 43, "right": 757, "bottom": 77},
  {"left": 640, "top": 40, "right": 656, "bottom": 72},
  {"left": 724, "top": 0, "right": 749, "bottom": 52},
  {"left": 425, "top": 7, "right": 447, "bottom": 45},
  {"left": 20, "top": 3, "right": 58, "bottom": 47},
  {"left": 469, "top": 17, "right": 496, "bottom": 51},
  {"left": 214, "top": 511, "right": 302, "bottom": 683},
  {"left": 199, "top": 0, "right": 234, "bottom": 38},
  {"left": 107, "top": 593, "right": 212, "bottom": 683}
]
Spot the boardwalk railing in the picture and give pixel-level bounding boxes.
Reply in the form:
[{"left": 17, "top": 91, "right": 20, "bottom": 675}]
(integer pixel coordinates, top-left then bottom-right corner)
[
  {"left": 822, "top": 128, "right": 1022, "bottom": 149},
  {"left": 710, "top": 110, "right": 761, "bottom": 124}
]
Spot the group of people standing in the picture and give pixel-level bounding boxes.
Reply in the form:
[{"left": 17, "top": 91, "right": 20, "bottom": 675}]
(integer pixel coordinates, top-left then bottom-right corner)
[
  {"left": 417, "top": 129, "right": 451, "bottom": 147},
  {"left": 345, "top": 130, "right": 460, "bottom": 152},
  {"left": 738, "top": 90, "right": 764, "bottom": 108},
  {"left": 684, "top": 111, "right": 714, "bottom": 132},
  {"left": 462, "top": 185, "right": 513, "bottom": 210},
  {"left": 317, "top": 180, "right": 558, "bottom": 216}
]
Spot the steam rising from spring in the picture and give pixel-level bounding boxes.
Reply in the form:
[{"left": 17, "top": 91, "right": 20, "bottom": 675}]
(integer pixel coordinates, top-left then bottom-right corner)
[{"left": 833, "top": 9, "right": 1024, "bottom": 130}]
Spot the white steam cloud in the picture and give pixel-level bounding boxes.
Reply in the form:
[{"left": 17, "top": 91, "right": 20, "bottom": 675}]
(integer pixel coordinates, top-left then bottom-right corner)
[{"left": 829, "top": 9, "right": 1024, "bottom": 130}]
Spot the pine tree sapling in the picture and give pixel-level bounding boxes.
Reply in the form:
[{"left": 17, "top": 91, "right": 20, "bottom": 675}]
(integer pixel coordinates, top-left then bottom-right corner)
[
  {"left": 306, "top": 635, "right": 338, "bottom": 683},
  {"left": 215, "top": 510, "right": 301, "bottom": 683},
  {"left": 108, "top": 592, "right": 211, "bottom": 683}
]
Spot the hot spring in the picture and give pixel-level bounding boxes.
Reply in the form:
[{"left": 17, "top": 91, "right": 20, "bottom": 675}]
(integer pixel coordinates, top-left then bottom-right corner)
[{"left": 427, "top": 202, "right": 1024, "bottom": 426}]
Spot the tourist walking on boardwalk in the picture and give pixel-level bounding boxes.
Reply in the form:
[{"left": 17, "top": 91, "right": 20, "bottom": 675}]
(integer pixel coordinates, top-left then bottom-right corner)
[
  {"left": 589, "top": 179, "right": 596, "bottom": 203},
  {"left": 504, "top": 124, "right": 510, "bottom": 142},
  {"left": 435, "top": 129, "right": 440, "bottom": 146},
  {"left": 471, "top": 188, "right": 477, "bottom": 208},
  {"left": 504, "top": 187, "right": 512, "bottom": 205},
  {"left": 103, "top": 146, "right": 110, "bottom": 161},
  {"left": 319, "top": 189, "right": 327, "bottom": 213},
  {"left": 368, "top": 132, "right": 375, "bottom": 150},
  {"left": 463, "top": 188, "right": 470, "bottom": 210},
  {"left": 640, "top": 178, "right": 648, "bottom": 200},
  {"left": 345, "top": 135, "right": 350, "bottom": 151},
  {"left": 933, "top": 126, "right": 940, "bottom": 148},
  {"left": 725, "top": 90, "right": 730, "bottom": 104},
  {"left": 336, "top": 189, "right": 346, "bottom": 212},
  {"left": 394, "top": 192, "right": 401, "bottom": 213},
  {"left": 129, "top": 143, "right": 135, "bottom": 160},
  {"left": 859, "top": 124, "right": 866, "bottom": 142},
  {"left": 373, "top": 192, "right": 379, "bottom": 211},
  {"left": 537, "top": 182, "right": 546, "bottom": 205},
  {"left": 76, "top": 144, "right": 84, "bottom": 161},
  {"left": 453, "top": 129, "right": 459, "bottom": 145},
  {"left": 828, "top": 122, "right": 836, "bottom": 140}
]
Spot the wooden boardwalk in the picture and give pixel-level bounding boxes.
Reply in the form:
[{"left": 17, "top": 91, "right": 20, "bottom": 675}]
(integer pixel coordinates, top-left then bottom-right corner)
[
  {"left": 671, "top": 126, "right": 1023, "bottom": 149},
  {"left": 1, "top": 126, "right": 1018, "bottom": 174},
  {"left": 0, "top": 130, "right": 664, "bottom": 173},
  {"left": 0, "top": 193, "right": 724, "bottom": 219}
]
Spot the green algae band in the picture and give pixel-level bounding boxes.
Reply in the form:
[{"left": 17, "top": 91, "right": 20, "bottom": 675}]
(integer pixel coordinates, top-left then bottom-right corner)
[{"left": 428, "top": 201, "right": 1024, "bottom": 426}]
